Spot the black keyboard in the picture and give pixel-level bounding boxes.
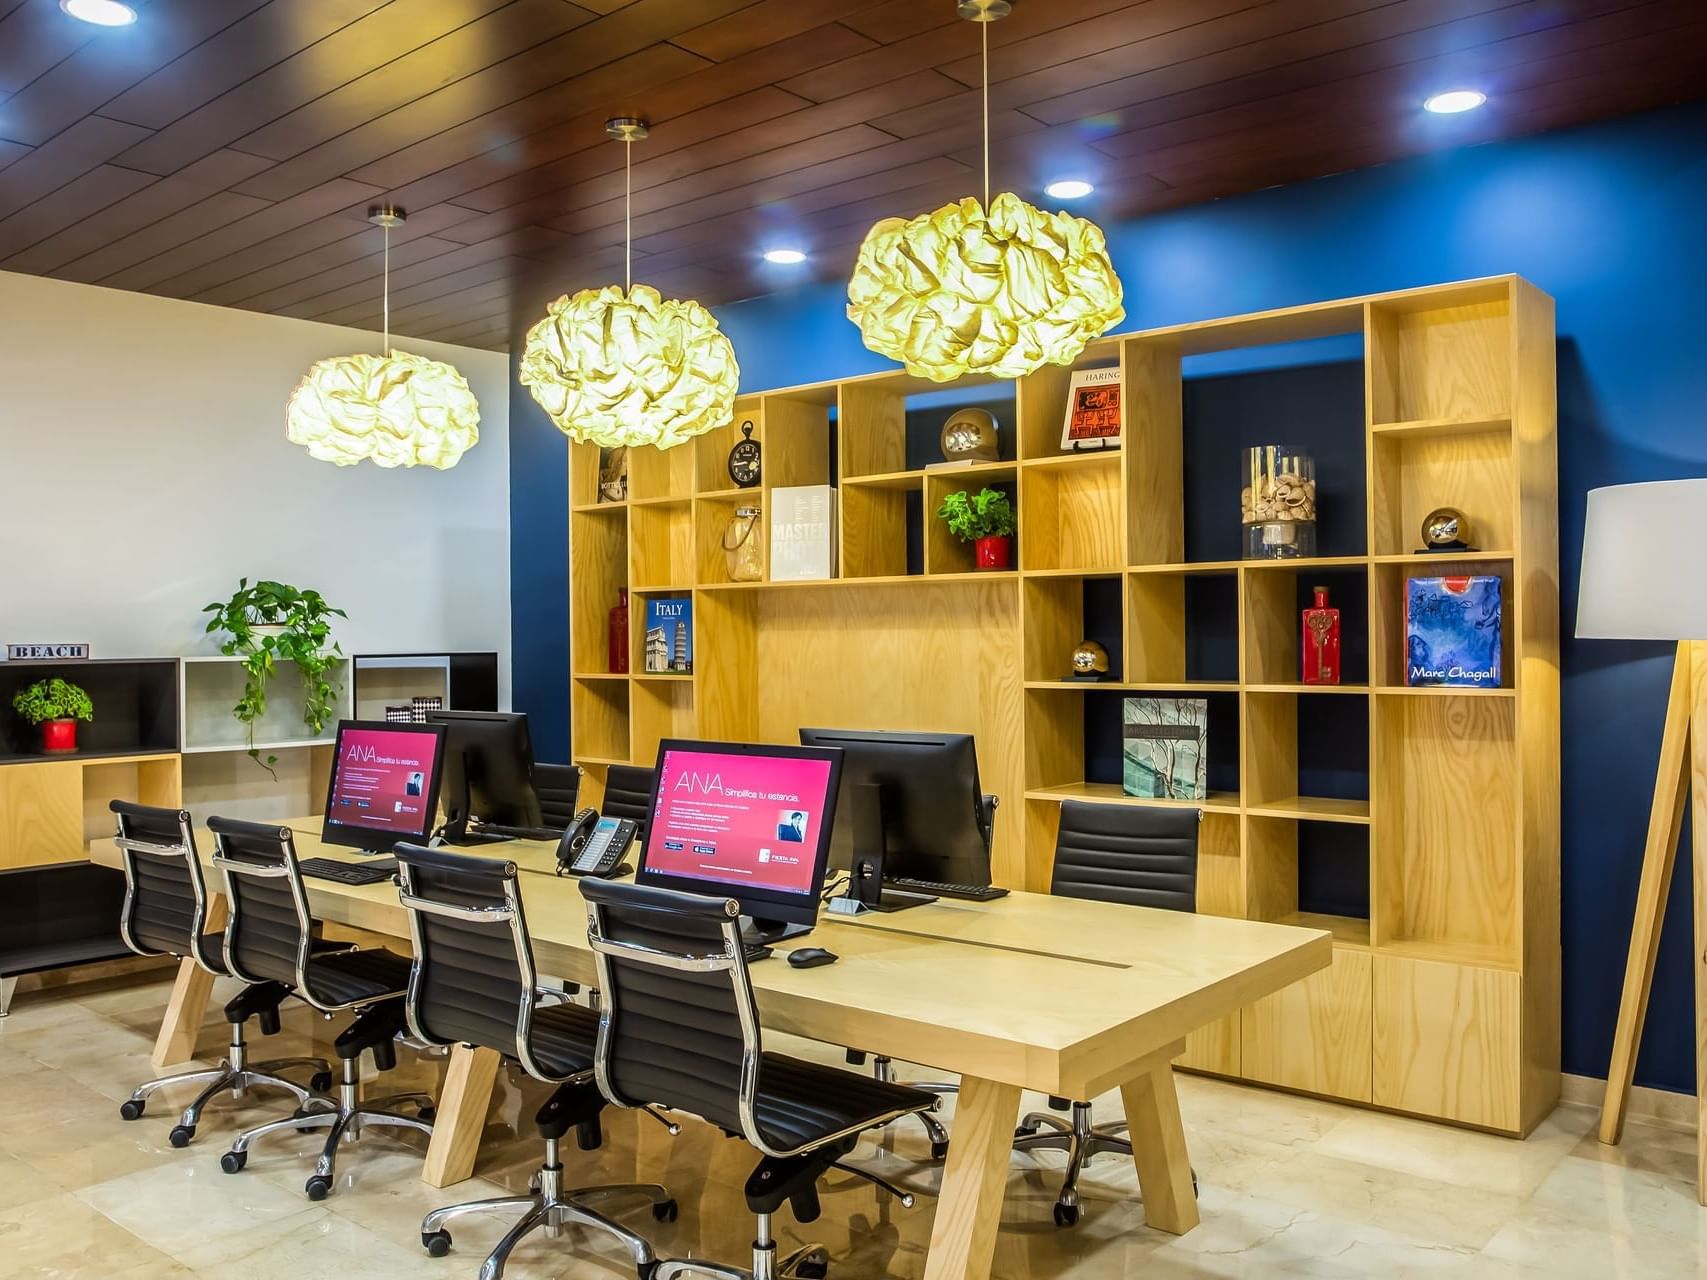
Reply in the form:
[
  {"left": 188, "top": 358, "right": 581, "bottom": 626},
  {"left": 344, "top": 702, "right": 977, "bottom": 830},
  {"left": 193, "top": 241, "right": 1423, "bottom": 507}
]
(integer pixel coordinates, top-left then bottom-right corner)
[
  {"left": 886, "top": 877, "right": 1009, "bottom": 902},
  {"left": 300, "top": 857, "right": 398, "bottom": 886}
]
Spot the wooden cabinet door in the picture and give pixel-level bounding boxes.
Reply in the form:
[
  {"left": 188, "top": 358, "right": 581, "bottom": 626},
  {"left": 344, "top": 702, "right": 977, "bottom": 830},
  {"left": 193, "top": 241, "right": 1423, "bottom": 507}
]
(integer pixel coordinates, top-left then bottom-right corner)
[
  {"left": 1241, "top": 949, "right": 1372, "bottom": 1102},
  {"left": 1374, "top": 954, "right": 1520, "bottom": 1132},
  {"left": 0, "top": 762, "right": 84, "bottom": 869}
]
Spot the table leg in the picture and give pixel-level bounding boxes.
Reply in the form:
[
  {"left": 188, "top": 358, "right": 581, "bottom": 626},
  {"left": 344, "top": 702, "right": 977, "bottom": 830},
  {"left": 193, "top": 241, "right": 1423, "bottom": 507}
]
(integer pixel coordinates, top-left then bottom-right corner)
[
  {"left": 1120, "top": 1056, "right": 1200, "bottom": 1234},
  {"left": 422, "top": 1043, "right": 502, "bottom": 1188},
  {"left": 922, "top": 1074, "right": 1021, "bottom": 1280}
]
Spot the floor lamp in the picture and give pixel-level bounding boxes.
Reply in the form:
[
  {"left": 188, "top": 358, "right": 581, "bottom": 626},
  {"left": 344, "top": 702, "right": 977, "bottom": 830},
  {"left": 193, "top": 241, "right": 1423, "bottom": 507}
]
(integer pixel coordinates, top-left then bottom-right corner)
[{"left": 1582, "top": 478, "right": 1707, "bottom": 1197}]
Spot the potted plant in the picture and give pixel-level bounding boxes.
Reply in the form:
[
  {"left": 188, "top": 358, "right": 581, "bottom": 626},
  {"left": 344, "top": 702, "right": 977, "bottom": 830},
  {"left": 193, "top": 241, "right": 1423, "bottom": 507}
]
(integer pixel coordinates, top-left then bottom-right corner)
[
  {"left": 936, "top": 486, "right": 1017, "bottom": 570},
  {"left": 12, "top": 677, "right": 94, "bottom": 754},
  {"left": 203, "top": 579, "right": 347, "bottom": 775}
]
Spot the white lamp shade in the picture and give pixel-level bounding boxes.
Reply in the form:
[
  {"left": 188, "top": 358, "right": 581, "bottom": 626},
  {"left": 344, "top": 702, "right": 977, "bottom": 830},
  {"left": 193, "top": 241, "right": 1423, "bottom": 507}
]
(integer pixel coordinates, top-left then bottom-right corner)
[{"left": 1577, "top": 478, "right": 1707, "bottom": 640}]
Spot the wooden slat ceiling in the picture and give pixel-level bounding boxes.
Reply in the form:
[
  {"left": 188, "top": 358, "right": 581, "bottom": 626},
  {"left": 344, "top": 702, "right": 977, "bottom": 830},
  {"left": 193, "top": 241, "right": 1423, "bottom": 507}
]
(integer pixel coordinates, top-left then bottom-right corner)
[{"left": 1, "top": 0, "right": 1700, "bottom": 353}]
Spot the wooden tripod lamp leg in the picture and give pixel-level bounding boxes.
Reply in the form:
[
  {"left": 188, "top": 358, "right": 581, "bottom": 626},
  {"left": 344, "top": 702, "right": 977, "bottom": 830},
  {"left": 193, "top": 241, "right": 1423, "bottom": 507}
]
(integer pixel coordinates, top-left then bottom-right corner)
[{"left": 1599, "top": 641, "right": 1694, "bottom": 1146}]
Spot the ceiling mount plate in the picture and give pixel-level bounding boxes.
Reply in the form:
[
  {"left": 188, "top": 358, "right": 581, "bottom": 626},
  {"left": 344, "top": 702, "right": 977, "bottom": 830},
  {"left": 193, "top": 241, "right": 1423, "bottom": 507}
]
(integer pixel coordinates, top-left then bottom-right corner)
[
  {"left": 367, "top": 205, "right": 405, "bottom": 227},
  {"left": 958, "top": 0, "right": 1012, "bottom": 20},
  {"left": 605, "top": 117, "right": 650, "bottom": 142}
]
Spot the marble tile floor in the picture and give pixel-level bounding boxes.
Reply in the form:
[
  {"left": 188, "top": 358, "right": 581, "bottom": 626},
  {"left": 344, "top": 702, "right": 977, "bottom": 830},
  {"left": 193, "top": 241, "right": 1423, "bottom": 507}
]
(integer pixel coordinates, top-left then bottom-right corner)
[{"left": 1, "top": 970, "right": 1704, "bottom": 1279}]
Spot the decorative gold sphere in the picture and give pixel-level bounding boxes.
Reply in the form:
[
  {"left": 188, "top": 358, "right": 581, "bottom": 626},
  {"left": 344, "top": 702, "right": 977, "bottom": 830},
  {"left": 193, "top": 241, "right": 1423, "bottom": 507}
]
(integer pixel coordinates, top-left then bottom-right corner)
[
  {"left": 846, "top": 192, "right": 1124, "bottom": 382},
  {"left": 940, "top": 408, "right": 999, "bottom": 462},
  {"left": 1071, "top": 639, "right": 1110, "bottom": 677},
  {"left": 286, "top": 351, "right": 480, "bottom": 469},
  {"left": 1421, "top": 506, "right": 1471, "bottom": 549}
]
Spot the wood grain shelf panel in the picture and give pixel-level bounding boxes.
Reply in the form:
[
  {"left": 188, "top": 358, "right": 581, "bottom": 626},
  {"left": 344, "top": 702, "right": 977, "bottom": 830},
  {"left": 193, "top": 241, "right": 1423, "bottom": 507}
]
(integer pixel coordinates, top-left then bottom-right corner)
[
  {"left": 1022, "top": 681, "right": 1239, "bottom": 693},
  {"left": 1371, "top": 416, "right": 1512, "bottom": 439},
  {"left": 1245, "top": 683, "right": 1371, "bottom": 695},
  {"left": 1127, "top": 561, "right": 1244, "bottom": 575},
  {"left": 1277, "top": 911, "right": 1371, "bottom": 950},
  {"left": 1246, "top": 796, "right": 1372, "bottom": 825},
  {"left": 1024, "top": 782, "right": 1241, "bottom": 816}
]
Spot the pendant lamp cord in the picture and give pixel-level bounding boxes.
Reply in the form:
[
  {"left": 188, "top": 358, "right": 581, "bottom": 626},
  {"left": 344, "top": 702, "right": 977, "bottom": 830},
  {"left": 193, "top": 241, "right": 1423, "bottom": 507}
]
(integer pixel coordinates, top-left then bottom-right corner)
[
  {"left": 381, "top": 219, "right": 390, "bottom": 355},
  {"left": 981, "top": 18, "right": 990, "bottom": 208},
  {"left": 624, "top": 136, "right": 633, "bottom": 292}
]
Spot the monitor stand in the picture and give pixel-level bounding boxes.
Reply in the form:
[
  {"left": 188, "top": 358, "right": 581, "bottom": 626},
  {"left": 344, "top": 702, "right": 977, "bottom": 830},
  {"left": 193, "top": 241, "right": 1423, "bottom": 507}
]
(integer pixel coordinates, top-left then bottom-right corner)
[
  {"left": 740, "top": 917, "right": 814, "bottom": 947},
  {"left": 438, "top": 810, "right": 515, "bottom": 847},
  {"left": 829, "top": 783, "right": 935, "bottom": 915}
]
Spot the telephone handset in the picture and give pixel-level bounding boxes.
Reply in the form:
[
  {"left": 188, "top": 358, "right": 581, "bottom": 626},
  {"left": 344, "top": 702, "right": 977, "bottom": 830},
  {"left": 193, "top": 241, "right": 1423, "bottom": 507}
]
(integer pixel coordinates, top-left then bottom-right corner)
[{"left": 556, "top": 808, "right": 637, "bottom": 879}]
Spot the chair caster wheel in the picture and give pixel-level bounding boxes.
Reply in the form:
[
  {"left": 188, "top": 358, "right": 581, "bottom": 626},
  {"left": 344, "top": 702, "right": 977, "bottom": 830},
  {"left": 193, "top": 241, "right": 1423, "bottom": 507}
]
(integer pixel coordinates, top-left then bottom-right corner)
[
  {"left": 1052, "top": 1200, "right": 1079, "bottom": 1228},
  {"left": 637, "top": 1263, "right": 658, "bottom": 1280},
  {"left": 422, "top": 1229, "right": 452, "bottom": 1258},
  {"left": 796, "top": 1257, "right": 829, "bottom": 1280},
  {"left": 417, "top": 1105, "right": 436, "bottom": 1123},
  {"left": 310, "top": 1071, "right": 333, "bottom": 1093},
  {"left": 168, "top": 1124, "right": 195, "bottom": 1148},
  {"left": 305, "top": 1175, "right": 332, "bottom": 1201},
  {"left": 119, "top": 1099, "right": 146, "bottom": 1121},
  {"left": 1014, "top": 1123, "right": 1036, "bottom": 1139},
  {"left": 930, "top": 1140, "right": 949, "bottom": 1160},
  {"left": 1193, "top": 1170, "right": 1199, "bottom": 1199},
  {"left": 219, "top": 1150, "right": 247, "bottom": 1175},
  {"left": 652, "top": 1198, "right": 678, "bottom": 1223}
]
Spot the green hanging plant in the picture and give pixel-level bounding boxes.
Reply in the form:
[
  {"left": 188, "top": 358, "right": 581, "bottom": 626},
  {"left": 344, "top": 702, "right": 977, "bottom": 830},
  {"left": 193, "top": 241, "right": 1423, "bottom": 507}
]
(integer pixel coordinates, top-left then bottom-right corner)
[{"left": 202, "top": 579, "right": 347, "bottom": 777}]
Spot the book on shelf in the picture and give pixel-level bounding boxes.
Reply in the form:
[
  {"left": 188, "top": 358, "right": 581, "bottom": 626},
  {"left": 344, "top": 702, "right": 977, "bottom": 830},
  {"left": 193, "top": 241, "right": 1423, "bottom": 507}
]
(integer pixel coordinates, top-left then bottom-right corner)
[
  {"left": 1060, "top": 366, "right": 1122, "bottom": 450},
  {"left": 643, "top": 597, "right": 693, "bottom": 674},
  {"left": 1405, "top": 575, "right": 1502, "bottom": 688},
  {"left": 768, "top": 485, "right": 837, "bottom": 581},
  {"left": 1122, "top": 696, "right": 1208, "bottom": 800},
  {"left": 597, "top": 446, "right": 628, "bottom": 502}
]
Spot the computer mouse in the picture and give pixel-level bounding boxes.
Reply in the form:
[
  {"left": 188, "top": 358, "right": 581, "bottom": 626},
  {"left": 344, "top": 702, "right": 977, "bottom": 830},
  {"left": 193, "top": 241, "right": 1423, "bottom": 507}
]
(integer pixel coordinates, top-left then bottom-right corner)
[{"left": 787, "top": 947, "right": 838, "bottom": 969}]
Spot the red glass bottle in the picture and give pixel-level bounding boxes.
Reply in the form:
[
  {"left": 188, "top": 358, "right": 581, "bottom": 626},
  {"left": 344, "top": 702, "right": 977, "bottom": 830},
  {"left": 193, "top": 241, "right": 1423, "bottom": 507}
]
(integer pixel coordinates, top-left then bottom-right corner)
[
  {"left": 1302, "top": 585, "right": 1341, "bottom": 685},
  {"left": 608, "top": 588, "right": 629, "bottom": 674}
]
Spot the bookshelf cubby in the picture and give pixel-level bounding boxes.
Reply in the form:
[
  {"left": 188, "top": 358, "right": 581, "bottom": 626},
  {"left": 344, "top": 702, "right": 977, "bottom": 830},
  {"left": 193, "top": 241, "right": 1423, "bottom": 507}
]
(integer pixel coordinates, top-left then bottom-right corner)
[{"left": 566, "top": 275, "right": 1558, "bottom": 1136}]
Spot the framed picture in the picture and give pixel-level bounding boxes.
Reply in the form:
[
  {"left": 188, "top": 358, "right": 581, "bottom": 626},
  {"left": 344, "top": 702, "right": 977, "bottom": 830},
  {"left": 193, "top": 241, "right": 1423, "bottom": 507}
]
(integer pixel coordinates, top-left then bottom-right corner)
[
  {"left": 1122, "top": 696, "right": 1208, "bottom": 800},
  {"left": 1060, "top": 367, "right": 1122, "bottom": 451}
]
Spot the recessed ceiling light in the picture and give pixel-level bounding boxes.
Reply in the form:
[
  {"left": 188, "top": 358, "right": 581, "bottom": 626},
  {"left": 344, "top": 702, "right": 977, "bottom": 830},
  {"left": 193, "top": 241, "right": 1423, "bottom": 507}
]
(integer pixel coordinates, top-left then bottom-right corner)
[
  {"left": 1423, "top": 89, "right": 1486, "bottom": 114},
  {"left": 60, "top": 0, "right": 137, "bottom": 24},
  {"left": 763, "top": 248, "right": 806, "bottom": 265},
  {"left": 1045, "top": 179, "right": 1094, "bottom": 200}
]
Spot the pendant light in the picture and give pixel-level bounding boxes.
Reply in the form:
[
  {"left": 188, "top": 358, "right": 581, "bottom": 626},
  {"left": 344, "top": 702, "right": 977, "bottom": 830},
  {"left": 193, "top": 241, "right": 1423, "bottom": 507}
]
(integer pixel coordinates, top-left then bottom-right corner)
[
  {"left": 518, "top": 118, "right": 740, "bottom": 452},
  {"left": 846, "top": 0, "right": 1124, "bottom": 382},
  {"left": 286, "top": 206, "right": 482, "bottom": 469}
]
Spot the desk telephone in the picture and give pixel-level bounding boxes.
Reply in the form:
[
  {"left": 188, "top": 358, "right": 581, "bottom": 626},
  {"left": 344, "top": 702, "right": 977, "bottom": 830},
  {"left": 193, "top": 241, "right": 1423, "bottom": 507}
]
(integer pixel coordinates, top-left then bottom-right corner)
[{"left": 556, "top": 808, "right": 637, "bottom": 879}]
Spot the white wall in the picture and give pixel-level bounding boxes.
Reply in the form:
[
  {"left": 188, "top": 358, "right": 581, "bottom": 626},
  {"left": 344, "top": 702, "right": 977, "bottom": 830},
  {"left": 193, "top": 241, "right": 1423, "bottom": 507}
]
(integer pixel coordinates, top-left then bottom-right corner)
[{"left": 0, "top": 270, "right": 512, "bottom": 700}]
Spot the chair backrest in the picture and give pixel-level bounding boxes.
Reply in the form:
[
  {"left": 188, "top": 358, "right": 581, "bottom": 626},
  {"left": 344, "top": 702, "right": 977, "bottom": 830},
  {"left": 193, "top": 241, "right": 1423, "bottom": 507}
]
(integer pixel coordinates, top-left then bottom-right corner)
[
  {"left": 601, "top": 765, "right": 655, "bottom": 835},
  {"left": 207, "top": 815, "right": 316, "bottom": 992},
  {"left": 111, "top": 799, "right": 219, "bottom": 970},
  {"left": 393, "top": 843, "right": 557, "bottom": 1078},
  {"left": 533, "top": 762, "right": 583, "bottom": 830},
  {"left": 1050, "top": 800, "right": 1200, "bottom": 912},
  {"left": 581, "top": 878, "right": 760, "bottom": 1144}
]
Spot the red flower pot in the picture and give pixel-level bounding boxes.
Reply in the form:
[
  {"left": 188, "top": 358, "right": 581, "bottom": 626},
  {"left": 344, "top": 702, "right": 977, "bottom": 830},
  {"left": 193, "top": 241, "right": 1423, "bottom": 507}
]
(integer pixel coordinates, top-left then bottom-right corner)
[
  {"left": 40, "top": 719, "right": 77, "bottom": 754},
  {"left": 974, "top": 535, "right": 1012, "bottom": 571}
]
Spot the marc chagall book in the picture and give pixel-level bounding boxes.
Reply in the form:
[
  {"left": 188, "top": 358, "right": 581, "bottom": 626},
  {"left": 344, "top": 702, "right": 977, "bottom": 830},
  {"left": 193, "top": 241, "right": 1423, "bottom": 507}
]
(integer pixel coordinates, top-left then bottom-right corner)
[
  {"left": 1405, "top": 575, "right": 1502, "bottom": 688},
  {"left": 1122, "top": 696, "right": 1208, "bottom": 800},
  {"left": 643, "top": 597, "right": 692, "bottom": 675}
]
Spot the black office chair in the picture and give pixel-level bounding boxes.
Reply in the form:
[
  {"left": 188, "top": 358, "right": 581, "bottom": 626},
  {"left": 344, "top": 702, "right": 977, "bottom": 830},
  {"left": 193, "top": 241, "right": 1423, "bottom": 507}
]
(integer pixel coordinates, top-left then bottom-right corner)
[
  {"left": 392, "top": 843, "right": 672, "bottom": 1280},
  {"left": 208, "top": 816, "right": 435, "bottom": 1200},
  {"left": 846, "top": 792, "right": 1001, "bottom": 1160},
  {"left": 1013, "top": 800, "right": 1200, "bottom": 1226},
  {"left": 533, "top": 763, "right": 583, "bottom": 830},
  {"left": 600, "top": 764, "right": 655, "bottom": 835},
  {"left": 110, "top": 800, "right": 335, "bottom": 1146},
  {"left": 582, "top": 878, "right": 934, "bottom": 1280}
]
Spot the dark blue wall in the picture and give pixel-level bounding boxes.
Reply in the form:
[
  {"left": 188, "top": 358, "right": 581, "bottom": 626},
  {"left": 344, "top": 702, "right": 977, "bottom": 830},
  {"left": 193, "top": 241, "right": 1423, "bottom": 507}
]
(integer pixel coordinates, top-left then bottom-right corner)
[
  {"left": 512, "top": 100, "right": 1707, "bottom": 1091},
  {"left": 507, "top": 349, "right": 570, "bottom": 764}
]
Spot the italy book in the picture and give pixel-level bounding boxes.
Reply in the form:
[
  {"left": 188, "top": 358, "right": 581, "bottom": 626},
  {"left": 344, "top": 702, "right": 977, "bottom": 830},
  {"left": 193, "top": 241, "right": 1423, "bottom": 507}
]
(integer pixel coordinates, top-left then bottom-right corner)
[
  {"left": 1122, "top": 696, "right": 1208, "bottom": 800},
  {"left": 1405, "top": 575, "right": 1502, "bottom": 688},
  {"left": 643, "top": 596, "right": 693, "bottom": 674}
]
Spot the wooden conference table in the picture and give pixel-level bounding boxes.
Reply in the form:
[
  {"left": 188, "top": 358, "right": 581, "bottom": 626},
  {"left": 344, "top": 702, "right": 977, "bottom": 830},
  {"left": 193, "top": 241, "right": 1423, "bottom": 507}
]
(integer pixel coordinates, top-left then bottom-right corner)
[{"left": 94, "top": 820, "right": 1329, "bottom": 1280}]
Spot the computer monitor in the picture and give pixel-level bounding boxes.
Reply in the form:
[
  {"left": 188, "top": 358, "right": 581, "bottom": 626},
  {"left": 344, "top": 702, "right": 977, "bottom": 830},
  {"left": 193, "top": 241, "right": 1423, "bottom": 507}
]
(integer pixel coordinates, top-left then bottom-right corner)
[
  {"left": 636, "top": 739, "right": 842, "bottom": 945},
  {"left": 424, "top": 710, "right": 543, "bottom": 844},
  {"left": 798, "top": 728, "right": 991, "bottom": 887},
  {"left": 320, "top": 720, "right": 447, "bottom": 853}
]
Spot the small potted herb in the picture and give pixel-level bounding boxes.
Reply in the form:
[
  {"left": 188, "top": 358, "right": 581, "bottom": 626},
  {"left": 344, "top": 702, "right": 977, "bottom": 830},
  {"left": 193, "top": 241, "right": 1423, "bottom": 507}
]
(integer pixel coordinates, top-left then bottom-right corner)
[
  {"left": 936, "top": 486, "right": 1017, "bottom": 570},
  {"left": 203, "top": 579, "right": 347, "bottom": 775},
  {"left": 12, "top": 677, "right": 94, "bottom": 754}
]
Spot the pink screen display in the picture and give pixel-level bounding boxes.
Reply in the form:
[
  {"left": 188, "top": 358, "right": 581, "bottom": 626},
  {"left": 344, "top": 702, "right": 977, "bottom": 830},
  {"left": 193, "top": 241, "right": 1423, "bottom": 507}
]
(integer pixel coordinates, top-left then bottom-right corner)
[
  {"left": 327, "top": 727, "right": 439, "bottom": 836},
  {"left": 643, "top": 748, "right": 835, "bottom": 895}
]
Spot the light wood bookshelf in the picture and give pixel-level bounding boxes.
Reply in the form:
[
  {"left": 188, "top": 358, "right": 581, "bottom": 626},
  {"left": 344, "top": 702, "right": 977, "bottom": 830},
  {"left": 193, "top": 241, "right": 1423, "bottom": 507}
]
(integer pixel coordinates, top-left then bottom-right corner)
[{"left": 566, "top": 275, "right": 1559, "bottom": 1136}]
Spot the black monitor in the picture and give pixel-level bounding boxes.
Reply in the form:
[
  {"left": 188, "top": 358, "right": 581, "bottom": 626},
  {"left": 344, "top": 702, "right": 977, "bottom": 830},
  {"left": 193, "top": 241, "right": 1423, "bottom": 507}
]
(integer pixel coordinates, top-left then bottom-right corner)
[
  {"left": 321, "top": 720, "right": 447, "bottom": 853},
  {"left": 425, "top": 710, "right": 542, "bottom": 844},
  {"left": 798, "top": 728, "right": 991, "bottom": 887},
  {"left": 636, "top": 739, "right": 842, "bottom": 945}
]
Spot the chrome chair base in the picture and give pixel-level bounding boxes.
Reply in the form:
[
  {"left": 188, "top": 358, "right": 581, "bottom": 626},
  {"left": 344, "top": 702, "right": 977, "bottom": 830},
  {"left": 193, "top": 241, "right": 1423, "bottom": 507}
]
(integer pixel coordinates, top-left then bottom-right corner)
[
  {"left": 118, "top": 1024, "right": 331, "bottom": 1148},
  {"left": 869, "top": 1056, "right": 955, "bottom": 1159},
  {"left": 420, "top": 1138, "right": 671, "bottom": 1280},
  {"left": 1016, "top": 1105, "right": 1195, "bottom": 1226},
  {"left": 219, "top": 1057, "right": 433, "bottom": 1200},
  {"left": 651, "top": 1213, "right": 828, "bottom": 1280}
]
